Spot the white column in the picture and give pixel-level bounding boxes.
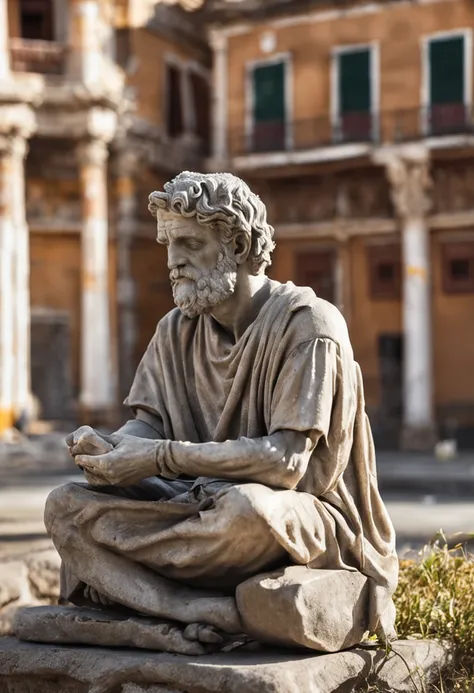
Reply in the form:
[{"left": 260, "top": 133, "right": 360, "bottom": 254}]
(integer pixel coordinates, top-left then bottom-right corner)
[
  {"left": 115, "top": 149, "right": 139, "bottom": 401},
  {"left": 10, "top": 136, "right": 31, "bottom": 421},
  {"left": 68, "top": 0, "right": 103, "bottom": 84},
  {"left": 402, "top": 217, "right": 432, "bottom": 432},
  {"left": 77, "top": 137, "right": 113, "bottom": 420},
  {"left": 210, "top": 31, "right": 228, "bottom": 164},
  {"left": 0, "top": 137, "right": 15, "bottom": 433},
  {"left": 383, "top": 147, "right": 436, "bottom": 450},
  {"left": 0, "top": 0, "right": 10, "bottom": 80}
]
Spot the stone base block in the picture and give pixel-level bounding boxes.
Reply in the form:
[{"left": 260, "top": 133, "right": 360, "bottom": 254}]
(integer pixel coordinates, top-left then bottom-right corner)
[
  {"left": 236, "top": 566, "right": 369, "bottom": 652},
  {"left": 400, "top": 424, "right": 437, "bottom": 452},
  {"left": 0, "top": 636, "right": 449, "bottom": 693}
]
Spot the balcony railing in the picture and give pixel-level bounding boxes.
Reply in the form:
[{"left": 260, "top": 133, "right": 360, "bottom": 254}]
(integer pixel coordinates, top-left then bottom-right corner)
[
  {"left": 230, "top": 104, "right": 474, "bottom": 157},
  {"left": 10, "top": 38, "right": 67, "bottom": 75}
]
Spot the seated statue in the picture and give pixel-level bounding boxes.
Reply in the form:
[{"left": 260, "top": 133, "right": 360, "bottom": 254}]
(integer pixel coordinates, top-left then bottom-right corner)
[{"left": 44, "top": 171, "right": 398, "bottom": 653}]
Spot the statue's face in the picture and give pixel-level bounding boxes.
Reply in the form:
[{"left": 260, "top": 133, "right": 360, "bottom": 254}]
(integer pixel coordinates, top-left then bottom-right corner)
[{"left": 157, "top": 212, "right": 238, "bottom": 318}]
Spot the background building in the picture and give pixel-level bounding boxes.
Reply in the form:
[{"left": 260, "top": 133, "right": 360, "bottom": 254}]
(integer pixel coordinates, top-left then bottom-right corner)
[
  {"left": 0, "top": 0, "right": 473, "bottom": 451},
  {"left": 205, "top": 0, "right": 474, "bottom": 450}
]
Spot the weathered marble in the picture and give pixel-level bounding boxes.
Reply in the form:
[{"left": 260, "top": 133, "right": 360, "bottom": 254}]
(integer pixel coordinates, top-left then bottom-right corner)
[
  {"left": 0, "top": 637, "right": 449, "bottom": 693},
  {"left": 237, "top": 567, "right": 370, "bottom": 652},
  {"left": 35, "top": 171, "right": 398, "bottom": 654}
]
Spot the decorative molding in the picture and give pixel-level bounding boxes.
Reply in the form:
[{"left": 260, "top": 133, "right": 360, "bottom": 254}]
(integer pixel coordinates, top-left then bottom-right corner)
[
  {"left": 76, "top": 138, "right": 109, "bottom": 167},
  {"left": 373, "top": 144, "right": 431, "bottom": 220},
  {"left": 274, "top": 217, "right": 397, "bottom": 240}
]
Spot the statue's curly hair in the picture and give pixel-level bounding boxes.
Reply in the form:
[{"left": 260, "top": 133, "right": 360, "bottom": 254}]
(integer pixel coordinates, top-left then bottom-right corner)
[{"left": 148, "top": 171, "right": 275, "bottom": 275}]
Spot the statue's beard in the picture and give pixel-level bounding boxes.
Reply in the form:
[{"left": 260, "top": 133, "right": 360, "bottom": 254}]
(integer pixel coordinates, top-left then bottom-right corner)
[{"left": 169, "top": 246, "right": 238, "bottom": 319}]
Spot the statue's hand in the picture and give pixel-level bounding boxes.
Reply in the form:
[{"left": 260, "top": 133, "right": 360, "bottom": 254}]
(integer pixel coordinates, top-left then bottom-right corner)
[
  {"left": 74, "top": 434, "right": 158, "bottom": 486},
  {"left": 66, "top": 426, "right": 114, "bottom": 458}
]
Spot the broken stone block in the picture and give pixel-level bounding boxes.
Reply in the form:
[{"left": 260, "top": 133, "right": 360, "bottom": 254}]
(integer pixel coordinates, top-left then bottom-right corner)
[
  {"left": 14, "top": 605, "right": 211, "bottom": 656},
  {"left": 236, "top": 566, "right": 370, "bottom": 652}
]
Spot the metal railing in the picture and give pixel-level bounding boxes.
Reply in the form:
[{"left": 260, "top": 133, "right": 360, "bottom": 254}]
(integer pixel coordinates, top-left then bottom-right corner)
[
  {"left": 10, "top": 38, "right": 67, "bottom": 75},
  {"left": 230, "top": 104, "right": 474, "bottom": 156}
]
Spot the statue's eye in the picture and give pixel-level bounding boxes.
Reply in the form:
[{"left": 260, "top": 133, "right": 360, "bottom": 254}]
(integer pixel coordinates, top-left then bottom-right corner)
[{"left": 186, "top": 239, "right": 204, "bottom": 250}]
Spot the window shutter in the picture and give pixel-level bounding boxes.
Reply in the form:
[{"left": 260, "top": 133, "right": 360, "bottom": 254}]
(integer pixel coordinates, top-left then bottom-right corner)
[
  {"left": 429, "top": 36, "right": 464, "bottom": 105},
  {"left": 339, "top": 49, "right": 371, "bottom": 114}
]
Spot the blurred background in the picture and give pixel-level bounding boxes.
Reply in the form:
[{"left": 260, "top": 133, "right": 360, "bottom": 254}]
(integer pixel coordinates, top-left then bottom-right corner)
[{"left": 0, "top": 0, "right": 472, "bottom": 562}]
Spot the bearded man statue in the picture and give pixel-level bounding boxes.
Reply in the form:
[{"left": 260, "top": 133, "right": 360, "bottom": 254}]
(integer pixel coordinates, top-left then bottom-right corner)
[{"left": 43, "top": 171, "right": 398, "bottom": 654}]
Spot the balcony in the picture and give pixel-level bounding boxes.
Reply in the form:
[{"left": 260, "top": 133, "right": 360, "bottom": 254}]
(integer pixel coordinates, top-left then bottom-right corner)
[
  {"left": 10, "top": 38, "right": 67, "bottom": 75},
  {"left": 229, "top": 104, "right": 474, "bottom": 159}
]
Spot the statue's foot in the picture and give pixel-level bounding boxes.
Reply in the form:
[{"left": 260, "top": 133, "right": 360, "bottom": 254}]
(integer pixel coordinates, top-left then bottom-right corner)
[
  {"left": 183, "top": 623, "right": 225, "bottom": 645},
  {"left": 183, "top": 622, "right": 253, "bottom": 652},
  {"left": 83, "top": 585, "right": 115, "bottom": 608}
]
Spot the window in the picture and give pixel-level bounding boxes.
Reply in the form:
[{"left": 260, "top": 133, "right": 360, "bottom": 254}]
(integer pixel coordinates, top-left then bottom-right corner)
[
  {"left": 367, "top": 244, "right": 401, "bottom": 300},
  {"left": 427, "top": 35, "right": 467, "bottom": 135},
  {"left": 190, "top": 71, "right": 210, "bottom": 152},
  {"left": 166, "top": 64, "right": 184, "bottom": 138},
  {"left": 20, "top": 0, "right": 54, "bottom": 41},
  {"left": 442, "top": 241, "right": 474, "bottom": 294},
  {"left": 335, "top": 47, "right": 374, "bottom": 143},
  {"left": 295, "top": 250, "right": 336, "bottom": 304},
  {"left": 251, "top": 60, "right": 287, "bottom": 153}
]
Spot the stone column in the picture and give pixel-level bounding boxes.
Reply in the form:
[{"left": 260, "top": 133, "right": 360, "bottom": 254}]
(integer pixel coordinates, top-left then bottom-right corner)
[
  {"left": 383, "top": 147, "right": 436, "bottom": 450},
  {"left": 334, "top": 236, "right": 351, "bottom": 329},
  {"left": 0, "top": 130, "right": 33, "bottom": 434},
  {"left": 0, "top": 137, "right": 16, "bottom": 433},
  {"left": 77, "top": 137, "right": 113, "bottom": 422},
  {"left": 0, "top": 0, "right": 10, "bottom": 80},
  {"left": 10, "top": 136, "right": 31, "bottom": 423},
  {"left": 114, "top": 149, "right": 139, "bottom": 402},
  {"left": 68, "top": 0, "right": 103, "bottom": 84},
  {"left": 210, "top": 31, "right": 228, "bottom": 164}
]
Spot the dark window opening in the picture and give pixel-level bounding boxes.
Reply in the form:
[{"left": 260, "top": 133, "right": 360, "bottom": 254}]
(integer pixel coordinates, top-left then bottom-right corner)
[
  {"left": 442, "top": 241, "right": 474, "bottom": 293},
  {"left": 367, "top": 245, "right": 401, "bottom": 300},
  {"left": 251, "top": 62, "right": 286, "bottom": 153},
  {"left": 378, "top": 262, "right": 395, "bottom": 283},
  {"left": 429, "top": 36, "right": 466, "bottom": 134},
  {"left": 450, "top": 258, "right": 470, "bottom": 280},
  {"left": 20, "top": 0, "right": 54, "bottom": 41},
  {"left": 166, "top": 64, "right": 184, "bottom": 138},
  {"left": 190, "top": 71, "right": 210, "bottom": 153},
  {"left": 295, "top": 250, "right": 336, "bottom": 304},
  {"left": 337, "top": 48, "right": 373, "bottom": 142}
]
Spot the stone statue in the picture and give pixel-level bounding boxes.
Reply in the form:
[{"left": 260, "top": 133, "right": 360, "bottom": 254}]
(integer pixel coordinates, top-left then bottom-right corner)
[{"left": 42, "top": 172, "right": 398, "bottom": 655}]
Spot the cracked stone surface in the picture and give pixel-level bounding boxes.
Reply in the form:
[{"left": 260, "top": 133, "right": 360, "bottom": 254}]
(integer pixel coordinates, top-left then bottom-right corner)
[{"left": 0, "top": 636, "right": 449, "bottom": 693}]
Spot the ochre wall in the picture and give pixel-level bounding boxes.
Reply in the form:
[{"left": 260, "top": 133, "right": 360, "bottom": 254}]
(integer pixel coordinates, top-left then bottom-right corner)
[
  {"left": 226, "top": 0, "right": 474, "bottom": 152},
  {"left": 30, "top": 233, "right": 118, "bottom": 403},
  {"left": 431, "top": 231, "right": 474, "bottom": 412},
  {"left": 128, "top": 29, "right": 207, "bottom": 129},
  {"left": 130, "top": 239, "right": 175, "bottom": 367},
  {"left": 271, "top": 233, "right": 402, "bottom": 410}
]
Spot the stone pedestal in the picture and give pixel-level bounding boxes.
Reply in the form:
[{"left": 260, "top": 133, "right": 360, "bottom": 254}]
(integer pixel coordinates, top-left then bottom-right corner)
[{"left": 0, "top": 636, "right": 449, "bottom": 693}]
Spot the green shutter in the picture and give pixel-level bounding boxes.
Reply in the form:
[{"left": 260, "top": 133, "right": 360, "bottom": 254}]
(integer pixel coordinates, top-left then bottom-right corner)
[
  {"left": 429, "top": 36, "right": 464, "bottom": 104},
  {"left": 253, "top": 62, "right": 286, "bottom": 123},
  {"left": 339, "top": 49, "right": 371, "bottom": 114}
]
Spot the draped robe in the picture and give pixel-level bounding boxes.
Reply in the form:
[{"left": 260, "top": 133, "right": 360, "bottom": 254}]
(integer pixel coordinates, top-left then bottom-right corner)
[{"left": 121, "top": 280, "right": 398, "bottom": 638}]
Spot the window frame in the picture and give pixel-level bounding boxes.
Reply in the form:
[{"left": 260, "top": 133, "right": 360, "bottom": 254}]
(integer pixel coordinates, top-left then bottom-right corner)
[
  {"left": 366, "top": 242, "right": 402, "bottom": 301},
  {"left": 421, "top": 29, "right": 473, "bottom": 136},
  {"left": 441, "top": 240, "right": 474, "bottom": 295},
  {"left": 245, "top": 52, "right": 293, "bottom": 152},
  {"left": 331, "top": 42, "right": 380, "bottom": 144}
]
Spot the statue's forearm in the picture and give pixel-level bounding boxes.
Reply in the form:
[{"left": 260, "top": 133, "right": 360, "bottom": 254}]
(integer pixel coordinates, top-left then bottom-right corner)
[
  {"left": 157, "top": 430, "right": 317, "bottom": 490},
  {"left": 116, "top": 409, "right": 164, "bottom": 440}
]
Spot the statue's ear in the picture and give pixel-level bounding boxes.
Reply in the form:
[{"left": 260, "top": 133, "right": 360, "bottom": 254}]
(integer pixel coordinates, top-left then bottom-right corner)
[{"left": 232, "top": 231, "right": 251, "bottom": 266}]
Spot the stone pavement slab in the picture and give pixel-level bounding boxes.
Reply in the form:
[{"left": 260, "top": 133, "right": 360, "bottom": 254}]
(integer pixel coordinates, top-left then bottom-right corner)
[{"left": 0, "top": 636, "right": 449, "bottom": 693}]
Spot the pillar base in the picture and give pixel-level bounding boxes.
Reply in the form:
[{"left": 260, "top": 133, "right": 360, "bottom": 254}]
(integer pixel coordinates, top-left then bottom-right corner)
[
  {"left": 79, "top": 405, "right": 118, "bottom": 430},
  {"left": 400, "top": 424, "right": 437, "bottom": 452}
]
